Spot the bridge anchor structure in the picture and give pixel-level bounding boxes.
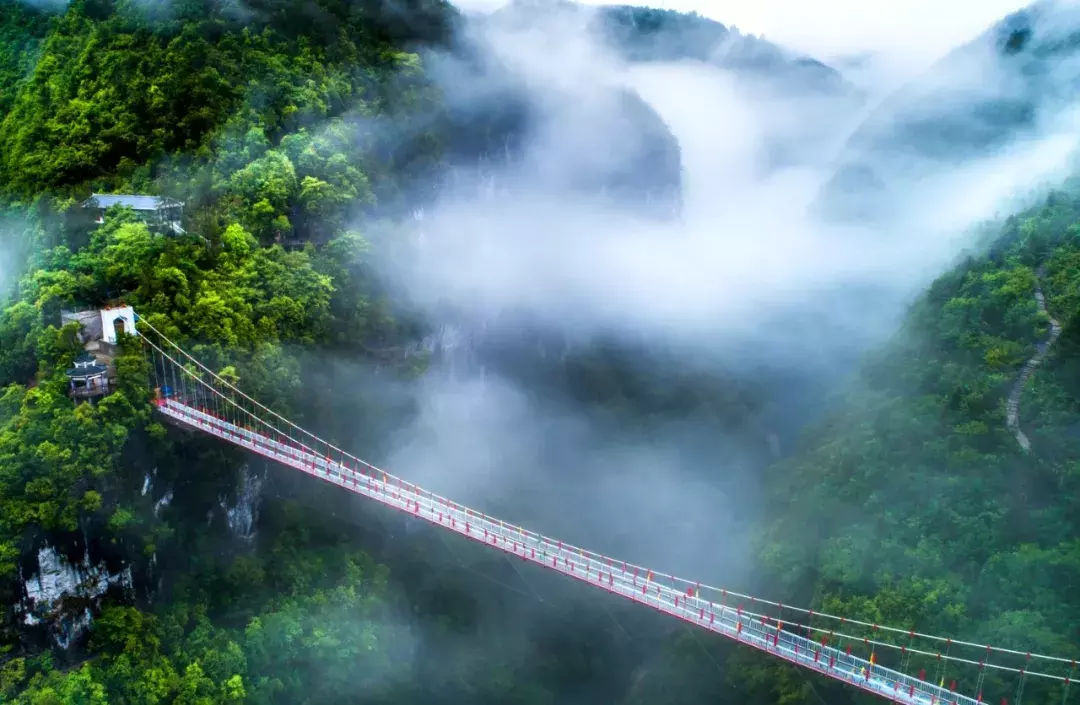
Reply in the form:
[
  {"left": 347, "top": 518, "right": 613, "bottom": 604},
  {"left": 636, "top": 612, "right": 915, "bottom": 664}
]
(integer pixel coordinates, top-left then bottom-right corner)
[{"left": 134, "top": 312, "right": 1079, "bottom": 705}]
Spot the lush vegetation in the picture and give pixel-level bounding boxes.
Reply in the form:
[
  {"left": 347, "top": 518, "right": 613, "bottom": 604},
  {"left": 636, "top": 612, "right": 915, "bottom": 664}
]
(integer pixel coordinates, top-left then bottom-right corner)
[
  {"left": 725, "top": 189, "right": 1080, "bottom": 705},
  {"left": 2, "top": 0, "right": 1080, "bottom": 704},
  {"left": 593, "top": 191, "right": 1080, "bottom": 705},
  {"left": 0, "top": 1, "right": 671, "bottom": 702},
  {"left": 0, "top": 0, "right": 452, "bottom": 245},
  {"left": 0, "top": 2, "right": 48, "bottom": 117},
  {"left": 0, "top": 0, "right": 450, "bottom": 701}
]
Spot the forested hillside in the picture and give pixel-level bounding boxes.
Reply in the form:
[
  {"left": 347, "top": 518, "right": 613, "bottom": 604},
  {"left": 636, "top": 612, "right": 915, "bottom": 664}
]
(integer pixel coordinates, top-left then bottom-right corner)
[
  {"left": 0, "top": 0, "right": 529, "bottom": 701},
  {"left": 0, "top": 0, "right": 455, "bottom": 247},
  {"left": 0, "top": 0, "right": 750, "bottom": 701},
  {"left": 512, "top": 185, "right": 1078, "bottom": 705},
  {"left": 2, "top": 0, "right": 1080, "bottom": 703},
  {"left": 732, "top": 190, "right": 1080, "bottom": 705}
]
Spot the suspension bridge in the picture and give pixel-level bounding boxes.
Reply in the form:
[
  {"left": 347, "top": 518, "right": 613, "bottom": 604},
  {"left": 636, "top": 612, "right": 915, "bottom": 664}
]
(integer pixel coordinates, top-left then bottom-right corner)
[{"left": 134, "top": 313, "right": 1077, "bottom": 705}]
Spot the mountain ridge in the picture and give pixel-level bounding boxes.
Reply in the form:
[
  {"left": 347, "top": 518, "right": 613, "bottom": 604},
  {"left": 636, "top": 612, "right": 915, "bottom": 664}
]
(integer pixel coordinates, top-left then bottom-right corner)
[{"left": 815, "top": 0, "right": 1080, "bottom": 222}]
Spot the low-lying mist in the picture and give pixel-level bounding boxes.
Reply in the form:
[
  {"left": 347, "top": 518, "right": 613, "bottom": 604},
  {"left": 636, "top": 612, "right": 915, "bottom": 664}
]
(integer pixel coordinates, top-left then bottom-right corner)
[
  {"left": 0, "top": 211, "right": 34, "bottom": 300},
  {"left": 337, "top": 1, "right": 1080, "bottom": 588},
  {"left": 111, "top": 2, "right": 1080, "bottom": 701}
]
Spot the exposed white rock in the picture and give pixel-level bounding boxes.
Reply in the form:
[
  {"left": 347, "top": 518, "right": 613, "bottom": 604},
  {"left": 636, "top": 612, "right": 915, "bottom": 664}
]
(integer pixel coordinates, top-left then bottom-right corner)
[
  {"left": 20, "top": 545, "right": 132, "bottom": 649},
  {"left": 154, "top": 489, "right": 173, "bottom": 517}
]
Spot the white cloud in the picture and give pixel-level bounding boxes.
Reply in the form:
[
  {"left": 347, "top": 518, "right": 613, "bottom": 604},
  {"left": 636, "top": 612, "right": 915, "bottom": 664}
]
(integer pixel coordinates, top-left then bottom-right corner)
[
  {"left": 354, "top": 1, "right": 1080, "bottom": 587},
  {"left": 392, "top": 10, "right": 1080, "bottom": 355},
  {"left": 452, "top": 0, "right": 1032, "bottom": 85}
]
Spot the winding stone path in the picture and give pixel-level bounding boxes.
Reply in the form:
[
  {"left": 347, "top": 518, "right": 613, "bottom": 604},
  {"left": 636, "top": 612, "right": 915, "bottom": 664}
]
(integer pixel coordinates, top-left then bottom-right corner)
[{"left": 1005, "top": 266, "right": 1062, "bottom": 452}]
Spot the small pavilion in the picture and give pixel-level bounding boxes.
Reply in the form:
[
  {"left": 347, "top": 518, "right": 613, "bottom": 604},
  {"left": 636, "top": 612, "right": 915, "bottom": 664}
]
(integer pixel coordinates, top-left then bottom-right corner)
[{"left": 65, "top": 352, "right": 110, "bottom": 402}]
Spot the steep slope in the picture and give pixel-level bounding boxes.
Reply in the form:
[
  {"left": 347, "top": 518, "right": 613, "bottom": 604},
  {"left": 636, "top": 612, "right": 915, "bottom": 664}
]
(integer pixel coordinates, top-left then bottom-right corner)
[
  {"left": 428, "top": 37, "right": 684, "bottom": 220},
  {"left": 816, "top": 0, "right": 1080, "bottom": 222},
  {"left": 590, "top": 4, "right": 863, "bottom": 172},
  {"left": 0, "top": 0, "right": 455, "bottom": 667},
  {"left": 0, "top": 0, "right": 690, "bottom": 232},
  {"left": 432, "top": 1, "right": 688, "bottom": 218},
  {"left": 0, "top": 1, "right": 49, "bottom": 117},
  {"left": 457, "top": 1, "right": 862, "bottom": 185},
  {"left": 0, "top": 0, "right": 457, "bottom": 198},
  {"left": 0, "top": 3, "right": 755, "bottom": 702},
  {"left": 737, "top": 187, "right": 1080, "bottom": 705}
]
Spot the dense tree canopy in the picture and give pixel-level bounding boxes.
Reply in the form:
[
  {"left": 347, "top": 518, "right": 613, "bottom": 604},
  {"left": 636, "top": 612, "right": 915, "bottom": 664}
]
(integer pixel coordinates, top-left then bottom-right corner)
[
  {"left": 0, "top": 0, "right": 449, "bottom": 246},
  {"left": 735, "top": 189, "right": 1080, "bottom": 705},
  {"left": 1, "top": 0, "right": 1080, "bottom": 704}
]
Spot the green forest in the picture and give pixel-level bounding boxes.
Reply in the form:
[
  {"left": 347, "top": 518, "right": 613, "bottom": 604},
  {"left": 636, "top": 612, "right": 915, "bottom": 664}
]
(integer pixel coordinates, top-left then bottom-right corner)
[{"left": 1, "top": 0, "right": 1080, "bottom": 703}]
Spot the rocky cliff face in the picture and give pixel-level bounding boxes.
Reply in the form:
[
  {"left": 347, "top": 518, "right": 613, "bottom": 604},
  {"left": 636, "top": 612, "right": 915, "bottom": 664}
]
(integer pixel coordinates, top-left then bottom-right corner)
[
  {"left": 17, "top": 545, "right": 132, "bottom": 650},
  {"left": 428, "top": 33, "right": 684, "bottom": 220},
  {"left": 15, "top": 461, "right": 264, "bottom": 650}
]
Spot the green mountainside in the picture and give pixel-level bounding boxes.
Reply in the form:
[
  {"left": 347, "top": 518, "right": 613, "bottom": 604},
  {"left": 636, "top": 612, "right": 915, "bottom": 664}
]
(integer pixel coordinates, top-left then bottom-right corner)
[
  {"left": 0, "top": 0, "right": 464, "bottom": 259},
  {"left": 600, "top": 187, "right": 1080, "bottom": 705},
  {"left": 751, "top": 189, "right": 1080, "bottom": 703}
]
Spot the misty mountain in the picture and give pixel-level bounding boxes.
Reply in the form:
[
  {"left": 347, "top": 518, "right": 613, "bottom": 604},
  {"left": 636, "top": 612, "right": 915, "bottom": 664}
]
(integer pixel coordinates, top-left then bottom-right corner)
[
  {"left": 456, "top": 1, "right": 862, "bottom": 180},
  {"left": 430, "top": 1, "right": 693, "bottom": 219},
  {"left": 817, "top": 0, "right": 1080, "bottom": 222},
  {"left": 401, "top": 1, "right": 885, "bottom": 451},
  {"left": 592, "top": 5, "right": 853, "bottom": 97},
  {"left": 428, "top": 36, "right": 684, "bottom": 220}
]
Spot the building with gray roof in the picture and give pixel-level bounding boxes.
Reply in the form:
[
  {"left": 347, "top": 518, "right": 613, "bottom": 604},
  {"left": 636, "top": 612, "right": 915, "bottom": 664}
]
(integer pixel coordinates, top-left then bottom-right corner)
[
  {"left": 80, "top": 193, "right": 185, "bottom": 235},
  {"left": 65, "top": 352, "right": 111, "bottom": 402}
]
